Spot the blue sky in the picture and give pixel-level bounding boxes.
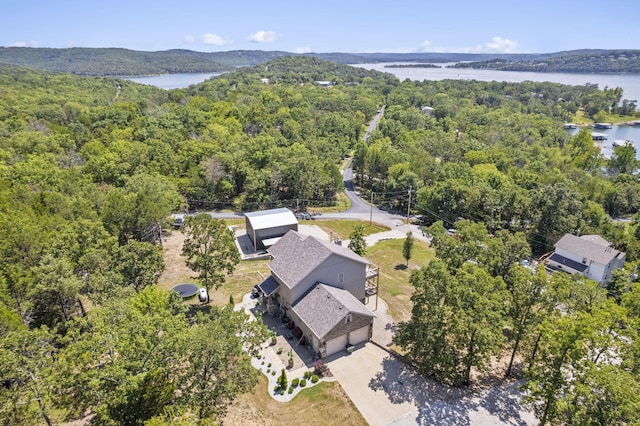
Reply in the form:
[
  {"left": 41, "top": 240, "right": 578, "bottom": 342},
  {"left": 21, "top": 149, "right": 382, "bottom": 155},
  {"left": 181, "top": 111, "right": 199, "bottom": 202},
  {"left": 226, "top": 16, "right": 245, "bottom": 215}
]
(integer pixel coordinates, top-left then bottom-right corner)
[{"left": 2, "top": 0, "right": 638, "bottom": 54}]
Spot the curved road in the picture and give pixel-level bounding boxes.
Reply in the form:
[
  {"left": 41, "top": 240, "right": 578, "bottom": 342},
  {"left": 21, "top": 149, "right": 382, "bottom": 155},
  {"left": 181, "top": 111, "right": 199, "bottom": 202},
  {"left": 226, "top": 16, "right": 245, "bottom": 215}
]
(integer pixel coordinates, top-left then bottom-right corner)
[{"left": 207, "top": 105, "right": 430, "bottom": 243}]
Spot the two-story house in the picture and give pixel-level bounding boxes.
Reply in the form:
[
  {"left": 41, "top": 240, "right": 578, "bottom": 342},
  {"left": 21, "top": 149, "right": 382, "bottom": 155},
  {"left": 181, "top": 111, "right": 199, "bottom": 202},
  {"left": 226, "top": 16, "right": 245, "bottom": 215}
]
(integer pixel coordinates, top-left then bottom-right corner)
[
  {"left": 257, "top": 230, "right": 377, "bottom": 358},
  {"left": 547, "top": 233, "right": 626, "bottom": 285}
]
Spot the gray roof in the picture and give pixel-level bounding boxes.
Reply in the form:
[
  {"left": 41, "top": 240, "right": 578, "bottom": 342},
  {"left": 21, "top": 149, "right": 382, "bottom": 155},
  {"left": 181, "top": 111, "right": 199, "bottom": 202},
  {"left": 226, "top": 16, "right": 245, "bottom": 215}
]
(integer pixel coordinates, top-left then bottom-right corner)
[
  {"left": 292, "top": 284, "right": 375, "bottom": 340},
  {"left": 258, "top": 275, "right": 280, "bottom": 297},
  {"left": 554, "top": 234, "right": 625, "bottom": 265},
  {"left": 244, "top": 208, "right": 297, "bottom": 231},
  {"left": 268, "top": 230, "right": 369, "bottom": 289},
  {"left": 548, "top": 253, "right": 588, "bottom": 273}
]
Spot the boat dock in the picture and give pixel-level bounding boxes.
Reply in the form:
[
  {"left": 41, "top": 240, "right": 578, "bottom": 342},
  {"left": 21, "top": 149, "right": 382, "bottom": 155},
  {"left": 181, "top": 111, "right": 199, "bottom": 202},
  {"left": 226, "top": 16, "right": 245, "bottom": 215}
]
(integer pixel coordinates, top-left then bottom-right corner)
[{"left": 592, "top": 132, "right": 608, "bottom": 141}]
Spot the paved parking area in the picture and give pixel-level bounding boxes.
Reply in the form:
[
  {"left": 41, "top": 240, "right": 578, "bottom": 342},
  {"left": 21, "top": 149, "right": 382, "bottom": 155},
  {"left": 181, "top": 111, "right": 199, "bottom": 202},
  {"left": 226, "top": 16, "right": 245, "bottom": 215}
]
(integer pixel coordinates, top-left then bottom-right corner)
[{"left": 327, "top": 344, "right": 536, "bottom": 426}]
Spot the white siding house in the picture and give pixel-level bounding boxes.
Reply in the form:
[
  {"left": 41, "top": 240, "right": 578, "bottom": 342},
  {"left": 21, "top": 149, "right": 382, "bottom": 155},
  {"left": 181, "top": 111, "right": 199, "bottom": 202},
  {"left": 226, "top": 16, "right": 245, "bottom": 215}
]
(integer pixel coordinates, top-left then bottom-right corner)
[{"left": 548, "top": 234, "right": 626, "bottom": 285}]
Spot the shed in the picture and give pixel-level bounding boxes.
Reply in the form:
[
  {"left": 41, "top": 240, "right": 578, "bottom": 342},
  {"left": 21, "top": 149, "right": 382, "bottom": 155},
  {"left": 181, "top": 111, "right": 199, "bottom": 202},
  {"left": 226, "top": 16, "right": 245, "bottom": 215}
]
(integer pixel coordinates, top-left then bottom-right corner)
[{"left": 244, "top": 208, "right": 298, "bottom": 251}]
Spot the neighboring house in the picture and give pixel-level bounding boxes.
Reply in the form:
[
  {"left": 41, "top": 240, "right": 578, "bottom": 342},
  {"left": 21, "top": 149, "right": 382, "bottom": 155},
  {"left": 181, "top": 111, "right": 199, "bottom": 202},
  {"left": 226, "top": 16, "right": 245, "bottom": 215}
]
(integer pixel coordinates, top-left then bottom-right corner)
[
  {"left": 257, "top": 230, "right": 378, "bottom": 358},
  {"left": 547, "top": 233, "right": 626, "bottom": 285},
  {"left": 244, "top": 208, "right": 298, "bottom": 251}
]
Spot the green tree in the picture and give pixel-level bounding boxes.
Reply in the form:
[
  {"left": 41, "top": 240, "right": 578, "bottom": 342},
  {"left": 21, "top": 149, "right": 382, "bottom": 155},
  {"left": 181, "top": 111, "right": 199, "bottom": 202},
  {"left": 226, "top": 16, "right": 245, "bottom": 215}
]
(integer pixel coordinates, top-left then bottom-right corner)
[
  {"left": 278, "top": 368, "right": 288, "bottom": 391},
  {"left": 348, "top": 224, "right": 367, "bottom": 256},
  {"left": 607, "top": 268, "right": 631, "bottom": 302},
  {"left": 117, "top": 240, "right": 165, "bottom": 293},
  {"left": 176, "top": 308, "right": 268, "bottom": 420},
  {"left": 503, "top": 265, "right": 550, "bottom": 377},
  {"left": 403, "top": 231, "right": 414, "bottom": 266},
  {"left": 181, "top": 214, "right": 240, "bottom": 297},
  {"left": 609, "top": 143, "right": 640, "bottom": 175},
  {"left": 57, "top": 287, "right": 185, "bottom": 425},
  {"left": 395, "top": 260, "right": 508, "bottom": 386},
  {"left": 523, "top": 298, "right": 631, "bottom": 425},
  {"left": 0, "top": 326, "right": 57, "bottom": 426}
]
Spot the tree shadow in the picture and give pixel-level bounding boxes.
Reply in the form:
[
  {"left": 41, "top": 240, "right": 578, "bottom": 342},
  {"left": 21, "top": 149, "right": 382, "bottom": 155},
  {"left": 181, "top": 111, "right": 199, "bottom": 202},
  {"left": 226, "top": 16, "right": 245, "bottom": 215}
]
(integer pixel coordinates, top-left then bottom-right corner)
[
  {"left": 369, "top": 356, "right": 532, "bottom": 425},
  {"left": 394, "top": 264, "right": 408, "bottom": 271},
  {"left": 477, "top": 379, "right": 532, "bottom": 425}
]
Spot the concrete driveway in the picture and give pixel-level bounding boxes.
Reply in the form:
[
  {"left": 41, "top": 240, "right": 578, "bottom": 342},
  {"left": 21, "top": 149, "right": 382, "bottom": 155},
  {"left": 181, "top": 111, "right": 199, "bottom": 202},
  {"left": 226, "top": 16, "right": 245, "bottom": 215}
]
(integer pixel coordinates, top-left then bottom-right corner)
[{"left": 327, "top": 344, "right": 536, "bottom": 426}]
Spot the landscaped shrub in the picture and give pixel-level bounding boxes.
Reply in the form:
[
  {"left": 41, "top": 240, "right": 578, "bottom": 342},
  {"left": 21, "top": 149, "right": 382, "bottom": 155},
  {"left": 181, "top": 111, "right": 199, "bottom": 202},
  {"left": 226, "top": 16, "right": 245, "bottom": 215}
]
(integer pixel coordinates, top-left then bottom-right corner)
[
  {"left": 311, "top": 374, "right": 319, "bottom": 383},
  {"left": 280, "top": 389, "right": 285, "bottom": 395},
  {"left": 271, "top": 370, "right": 276, "bottom": 376},
  {"left": 268, "top": 363, "right": 272, "bottom": 368},
  {"left": 300, "top": 379, "right": 306, "bottom": 387},
  {"left": 304, "top": 371, "right": 312, "bottom": 379},
  {"left": 274, "top": 385, "right": 279, "bottom": 392},
  {"left": 266, "top": 368, "right": 270, "bottom": 373},
  {"left": 288, "top": 386, "right": 294, "bottom": 394},
  {"left": 292, "top": 378, "right": 299, "bottom": 387}
]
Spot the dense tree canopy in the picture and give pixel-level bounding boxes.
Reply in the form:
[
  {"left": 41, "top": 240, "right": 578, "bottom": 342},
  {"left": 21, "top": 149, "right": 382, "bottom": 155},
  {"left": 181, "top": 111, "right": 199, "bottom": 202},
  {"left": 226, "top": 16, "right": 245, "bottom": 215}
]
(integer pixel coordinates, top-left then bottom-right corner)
[{"left": 1, "top": 54, "right": 640, "bottom": 424}]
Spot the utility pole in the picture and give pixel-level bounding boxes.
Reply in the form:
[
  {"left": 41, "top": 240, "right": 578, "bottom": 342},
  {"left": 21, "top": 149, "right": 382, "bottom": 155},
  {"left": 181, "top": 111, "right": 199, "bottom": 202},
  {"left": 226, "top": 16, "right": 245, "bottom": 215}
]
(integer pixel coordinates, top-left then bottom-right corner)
[
  {"left": 406, "top": 185, "right": 412, "bottom": 224},
  {"left": 369, "top": 191, "right": 373, "bottom": 226}
]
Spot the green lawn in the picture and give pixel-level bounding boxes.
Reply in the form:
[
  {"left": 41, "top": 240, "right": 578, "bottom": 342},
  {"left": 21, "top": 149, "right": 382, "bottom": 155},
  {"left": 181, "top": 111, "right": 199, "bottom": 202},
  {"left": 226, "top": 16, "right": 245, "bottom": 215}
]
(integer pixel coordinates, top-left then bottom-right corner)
[
  {"left": 314, "top": 219, "right": 389, "bottom": 241},
  {"left": 366, "top": 238, "right": 435, "bottom": 322},
  {"left": 308, "top": 192, "right": 350, "bottom": 213},
  {"left": 223, "top": 375, "right": 367, "bottom": 426}
]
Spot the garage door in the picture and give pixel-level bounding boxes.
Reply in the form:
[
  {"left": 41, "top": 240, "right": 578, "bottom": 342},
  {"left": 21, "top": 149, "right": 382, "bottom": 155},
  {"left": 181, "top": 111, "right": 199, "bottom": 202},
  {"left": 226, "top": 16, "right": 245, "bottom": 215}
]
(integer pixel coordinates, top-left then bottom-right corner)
[
  {"left": 349, "top": 325, "right": 370, "bottom": 345},
  {"left": 325, "top": 334, "right": 348, "bottom": 357}
]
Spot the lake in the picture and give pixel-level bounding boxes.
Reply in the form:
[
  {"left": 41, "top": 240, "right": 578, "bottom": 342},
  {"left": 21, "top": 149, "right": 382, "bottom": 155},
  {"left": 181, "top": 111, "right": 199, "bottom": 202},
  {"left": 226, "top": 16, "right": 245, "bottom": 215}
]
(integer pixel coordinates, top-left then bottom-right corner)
[
  {"left": 125, "top": 72, "right": 220, "bottom": 89},
  {"left": 352, "top": 63, "right": 640, "bottom": 103}
]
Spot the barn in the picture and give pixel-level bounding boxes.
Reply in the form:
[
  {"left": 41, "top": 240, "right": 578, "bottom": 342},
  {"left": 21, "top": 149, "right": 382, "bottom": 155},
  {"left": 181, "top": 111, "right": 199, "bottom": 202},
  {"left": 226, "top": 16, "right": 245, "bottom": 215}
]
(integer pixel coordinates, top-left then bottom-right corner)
[{"left": 244, "top": 208, "right": 298, "bottom": 251}]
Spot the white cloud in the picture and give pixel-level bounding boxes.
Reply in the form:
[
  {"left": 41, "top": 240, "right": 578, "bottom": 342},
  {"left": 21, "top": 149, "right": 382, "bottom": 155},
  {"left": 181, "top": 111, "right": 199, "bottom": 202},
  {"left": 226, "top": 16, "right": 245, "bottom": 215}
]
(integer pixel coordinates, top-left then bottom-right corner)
[
  {"left": 294, "top": 46, "right": 311, "bottom": 53},
  {"left": 10, "top": 40, "right": 38, "bottom": 47},
  {"left": 247, "top": 30, "right": 279, "bottom": 43},
  {"left": 184, "top": 35, "right": 195, "bottom": 44},
  {"left": 416, "top": 40, "right": 432, "bottom": 52},
  {"left": 474, "top": 36, "right": 519, "bottom": 53},
  {"left": 201, "top": 33, "right": 233, "bottom": 46}
]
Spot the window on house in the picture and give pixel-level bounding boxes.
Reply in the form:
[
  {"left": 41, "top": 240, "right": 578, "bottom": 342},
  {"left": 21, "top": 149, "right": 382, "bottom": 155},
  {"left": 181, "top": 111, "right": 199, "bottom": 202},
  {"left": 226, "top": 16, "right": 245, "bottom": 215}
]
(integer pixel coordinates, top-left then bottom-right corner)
[
  {"left": 338, "top": 272, "right": 344, "bottom": 284},
  {"left": 345, "top": 314, "right": 352, "bottom": 324}
]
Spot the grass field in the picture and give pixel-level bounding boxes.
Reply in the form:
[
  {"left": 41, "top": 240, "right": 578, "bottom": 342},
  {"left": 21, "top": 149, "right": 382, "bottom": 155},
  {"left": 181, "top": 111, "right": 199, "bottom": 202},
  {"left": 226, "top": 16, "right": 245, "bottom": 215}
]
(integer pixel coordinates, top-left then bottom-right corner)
[
  {"left": 314, "top": 219, "right": 389, "bottom": 241},
  {"left": 366, "top": 238, "right": 435, "bottom": 322},
  {"left": 222, "top": 375, "right": 367, "bottom": 426},
  {"left": 158, "top": 228, "right": 270, "bottom": 307}
]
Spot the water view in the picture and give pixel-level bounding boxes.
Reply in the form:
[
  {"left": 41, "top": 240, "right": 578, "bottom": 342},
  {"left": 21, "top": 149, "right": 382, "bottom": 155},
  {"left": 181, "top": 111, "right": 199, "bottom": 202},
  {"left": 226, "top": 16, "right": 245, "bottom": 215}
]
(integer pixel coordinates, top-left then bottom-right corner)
[
  {"left": 125, "top": 72, "right": 220, "bottom": 89},
  {"left": 353, "top": 63, "right": 640, "bottom": 103}
]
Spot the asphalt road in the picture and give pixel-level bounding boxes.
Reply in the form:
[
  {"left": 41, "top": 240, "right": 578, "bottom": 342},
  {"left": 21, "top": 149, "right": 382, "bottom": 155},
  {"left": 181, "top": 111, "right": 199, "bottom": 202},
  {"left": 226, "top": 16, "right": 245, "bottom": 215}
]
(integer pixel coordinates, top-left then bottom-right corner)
[{"left": 206, "top": 105, "right": 430, "bottom": 243}]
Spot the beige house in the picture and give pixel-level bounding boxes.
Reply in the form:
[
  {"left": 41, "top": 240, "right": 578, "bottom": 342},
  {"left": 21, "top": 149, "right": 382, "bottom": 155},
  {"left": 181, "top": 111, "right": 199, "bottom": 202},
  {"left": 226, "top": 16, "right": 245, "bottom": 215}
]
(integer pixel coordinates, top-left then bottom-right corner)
[{"left": 258, "top": 230, "right": 378, "bottom": 358}]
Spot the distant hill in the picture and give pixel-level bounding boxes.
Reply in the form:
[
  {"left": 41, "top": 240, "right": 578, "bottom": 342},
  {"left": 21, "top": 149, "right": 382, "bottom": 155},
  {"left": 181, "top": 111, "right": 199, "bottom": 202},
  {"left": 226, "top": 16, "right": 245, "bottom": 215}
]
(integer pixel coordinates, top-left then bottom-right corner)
[
  {"left": 1, "top": 47, "right": 639, "bottom": 76},
  {"left": 450, "top": 50, "right": 640, "bottom": 74},
  {"left": 0, "top": 47, "right": 233, "bottom": 76},
  {"left": 222, "top": 55, "right": 396, "bottom": 84}
]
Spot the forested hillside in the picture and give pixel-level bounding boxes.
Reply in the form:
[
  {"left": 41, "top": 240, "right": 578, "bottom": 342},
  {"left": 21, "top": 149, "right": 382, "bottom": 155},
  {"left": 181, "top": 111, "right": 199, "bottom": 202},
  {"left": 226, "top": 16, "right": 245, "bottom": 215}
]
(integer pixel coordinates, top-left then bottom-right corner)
[
  {"left": 0, "top": 47, "right": 233, "bottom": 76},
  {"left": 4, "top": 46, "right": 640, "bottom": 76},
  {"left": 452, "top": 49, "right": 640, "bottom": 73},
  {"left": 2, "top": 56, "right": 640, "bottom": 424}
]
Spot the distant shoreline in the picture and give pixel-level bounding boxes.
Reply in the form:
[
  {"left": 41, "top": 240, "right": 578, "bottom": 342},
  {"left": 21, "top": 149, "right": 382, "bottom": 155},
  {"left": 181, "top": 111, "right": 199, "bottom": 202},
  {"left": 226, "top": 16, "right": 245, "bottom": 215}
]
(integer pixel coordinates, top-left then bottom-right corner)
[{"left": 383, "top": 64, "right": 441, "bottom": 69}]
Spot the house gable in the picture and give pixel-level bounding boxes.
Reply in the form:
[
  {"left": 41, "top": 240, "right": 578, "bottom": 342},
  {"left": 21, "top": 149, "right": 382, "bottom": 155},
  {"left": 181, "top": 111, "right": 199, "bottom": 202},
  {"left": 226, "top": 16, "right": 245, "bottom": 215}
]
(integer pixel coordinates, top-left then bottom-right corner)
[
  {"left": 550, "top": 233, "right": 626, "bottom": 284},
  {"left": 268, "top": 231, "right": 369, "bottom": 303},
  {"left": 291, "top": 284, "right": 374, "bottom": 342}
]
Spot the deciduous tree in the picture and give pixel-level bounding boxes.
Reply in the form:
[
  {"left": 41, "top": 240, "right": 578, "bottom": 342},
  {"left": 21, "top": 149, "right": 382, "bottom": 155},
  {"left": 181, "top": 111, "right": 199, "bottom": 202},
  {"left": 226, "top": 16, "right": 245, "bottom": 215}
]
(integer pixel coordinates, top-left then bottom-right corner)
[
  {"left": 181, "top": 214, "right": 240, "bottom": 297},
  {"left": 348, "top": 224, "right": 367, "bottom": 256}
]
